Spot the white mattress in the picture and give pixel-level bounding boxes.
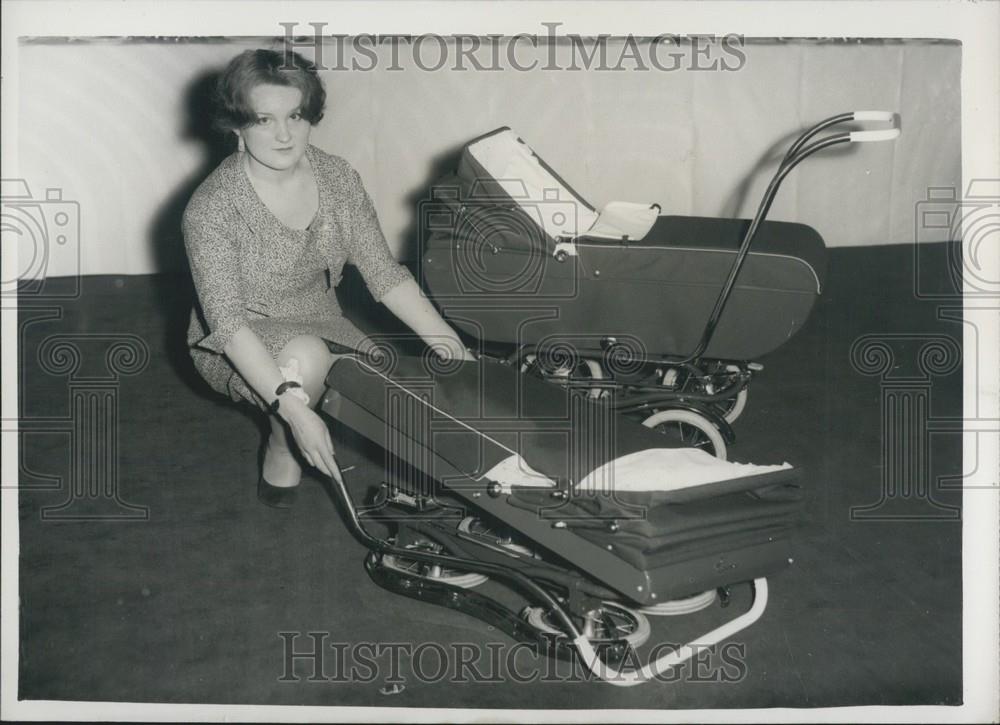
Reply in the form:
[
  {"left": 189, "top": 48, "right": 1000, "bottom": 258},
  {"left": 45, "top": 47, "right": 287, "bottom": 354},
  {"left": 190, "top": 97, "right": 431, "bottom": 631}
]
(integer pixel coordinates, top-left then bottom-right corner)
[
  {"left": 577, "top": 448, "right": 792, "bottom": 493},
  {"left": 482, "top": 448, "right": 791, "bottom": 494}
]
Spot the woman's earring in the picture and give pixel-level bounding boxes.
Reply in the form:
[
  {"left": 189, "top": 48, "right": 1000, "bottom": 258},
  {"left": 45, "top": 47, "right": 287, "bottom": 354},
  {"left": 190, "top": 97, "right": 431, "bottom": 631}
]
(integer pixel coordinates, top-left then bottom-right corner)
[{"left": 237, "top": 135, "right": 245, "bottom": 153}]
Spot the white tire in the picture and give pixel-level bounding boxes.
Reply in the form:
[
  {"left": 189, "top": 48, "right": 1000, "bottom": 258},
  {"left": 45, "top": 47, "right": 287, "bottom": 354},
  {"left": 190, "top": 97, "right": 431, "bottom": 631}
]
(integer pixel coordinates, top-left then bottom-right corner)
[
  {"left": 639, "top": 589, "right": 717, "bottom": 616},
  {"left": 641, "top": 409, "right": 727, "bottom": 460},
  {"left": 522, "top": 601, "right": 652, "bottom": 648},
  {"left": 720, "top": 387, "right": 748, "bottom": 424},
  {"left": 380, "top": 542, "right": 488, "bottom": 589}
]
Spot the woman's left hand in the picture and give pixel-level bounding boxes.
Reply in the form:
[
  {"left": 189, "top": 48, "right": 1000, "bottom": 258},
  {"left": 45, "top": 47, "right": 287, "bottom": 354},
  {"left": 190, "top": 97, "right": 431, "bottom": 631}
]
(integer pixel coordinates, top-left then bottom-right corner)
[
  {"left": 435, "top": 339, "right": 477, "bottom": 362},
  {"left": 433, "top": 337, "right": 476, "bottom": 360},
  {"left": 380, "top": 279, "right": 477, "bottom": 363}
]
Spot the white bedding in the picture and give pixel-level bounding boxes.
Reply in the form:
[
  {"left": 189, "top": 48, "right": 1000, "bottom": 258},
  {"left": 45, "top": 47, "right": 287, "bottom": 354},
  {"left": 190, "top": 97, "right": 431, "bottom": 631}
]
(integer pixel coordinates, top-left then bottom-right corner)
[
  {"left": 481, "top": 448, "right": 791, "bottom": 494},
  {"left": 478, "top": 453, "right": 557, "bottom": 493},
  {"left": 577, "top": 448, "right": 792, "bottom": 493}
]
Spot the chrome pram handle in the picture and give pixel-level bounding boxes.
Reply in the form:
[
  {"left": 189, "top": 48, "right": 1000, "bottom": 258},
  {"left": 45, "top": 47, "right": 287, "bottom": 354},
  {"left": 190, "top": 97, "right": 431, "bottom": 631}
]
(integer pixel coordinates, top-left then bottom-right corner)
[
  {"left": 779, "top": 110, "right": 900, "bottom": 170},
  {"left": 676, "top": 110, "right": 901, "bottom": 365},
  {"left": 849, "top": 110, "right": 902, "bottom": 142}
]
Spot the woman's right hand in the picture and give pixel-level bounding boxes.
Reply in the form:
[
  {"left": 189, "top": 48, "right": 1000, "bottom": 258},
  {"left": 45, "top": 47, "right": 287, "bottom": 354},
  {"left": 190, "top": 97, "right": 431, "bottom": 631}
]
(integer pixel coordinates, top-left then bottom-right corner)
[{"left": 278, "top": 395, "right": 343, "bottom": 483}]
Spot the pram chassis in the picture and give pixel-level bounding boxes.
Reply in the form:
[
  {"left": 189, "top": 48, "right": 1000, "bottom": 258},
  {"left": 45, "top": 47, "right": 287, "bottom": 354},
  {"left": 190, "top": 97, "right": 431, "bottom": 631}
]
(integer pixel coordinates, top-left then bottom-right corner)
[{"left": 360, "top": 491, "right": 769, "bottom": 668}]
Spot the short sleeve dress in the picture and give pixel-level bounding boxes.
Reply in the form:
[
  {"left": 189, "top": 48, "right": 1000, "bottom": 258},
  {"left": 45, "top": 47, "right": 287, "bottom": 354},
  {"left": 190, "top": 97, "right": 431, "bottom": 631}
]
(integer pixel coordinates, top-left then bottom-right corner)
[{"left": 183, "top": 144, "right": 413, "bottom": 409}]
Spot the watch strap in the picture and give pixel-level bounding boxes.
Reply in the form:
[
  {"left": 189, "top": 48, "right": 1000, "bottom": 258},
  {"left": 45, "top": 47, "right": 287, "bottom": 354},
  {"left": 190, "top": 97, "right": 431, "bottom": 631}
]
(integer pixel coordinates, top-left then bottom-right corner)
[{"left": 267, "top": 380, "right": 304, "bottom": 415}]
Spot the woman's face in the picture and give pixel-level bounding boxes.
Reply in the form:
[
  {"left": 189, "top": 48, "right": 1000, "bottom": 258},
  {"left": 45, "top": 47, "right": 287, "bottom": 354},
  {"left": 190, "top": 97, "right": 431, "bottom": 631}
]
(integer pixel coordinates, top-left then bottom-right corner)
[{"left": 237, "top": 83, "right": 312, "bottom": 173}]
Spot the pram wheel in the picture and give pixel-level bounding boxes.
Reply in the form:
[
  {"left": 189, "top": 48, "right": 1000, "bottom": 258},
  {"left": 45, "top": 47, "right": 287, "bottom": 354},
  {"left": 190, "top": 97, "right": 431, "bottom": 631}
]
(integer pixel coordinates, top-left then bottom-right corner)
[
  {"left": 380, "top": 541, "right": 489, "bottom": 589},
  {"left": 457, "top": 516, "right": 538, "bottom": 557},
  {"left": 713, "top": 364, "right": 749, "bottom": 423},
  {"left": 714, "top": 387, "right": 748, "bottom": 424},
  {"left": 641, "top": 409, "right": 728, "bottom": 460},
  {"left": 520, "top": 354, "right": 607, "bottom": 400},
  {"left": 638, "top": 589, "right": 717, "bottom": 616},
  {"left": 661, "top": 362, "right": 750, "bottom": 424},
  {"left": 522, "top": 601, "right": 651, "bottom": 648}
]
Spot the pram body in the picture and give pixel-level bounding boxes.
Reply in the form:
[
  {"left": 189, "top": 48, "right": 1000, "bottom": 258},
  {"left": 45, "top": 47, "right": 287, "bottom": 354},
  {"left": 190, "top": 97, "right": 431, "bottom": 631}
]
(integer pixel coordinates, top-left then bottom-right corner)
[{"left": 421, "top": 129, "right": 828, "bottom": 362}]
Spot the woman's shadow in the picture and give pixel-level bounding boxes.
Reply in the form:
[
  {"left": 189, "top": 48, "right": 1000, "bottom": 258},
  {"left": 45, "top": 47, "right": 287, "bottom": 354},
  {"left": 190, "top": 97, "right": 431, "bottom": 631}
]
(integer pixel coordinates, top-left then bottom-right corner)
[
  {"left": 335, "top": 142, "right": 466, "bottom": 351},
  {"left": 149, "top": 68, "right": 234, "bottom": 402}
]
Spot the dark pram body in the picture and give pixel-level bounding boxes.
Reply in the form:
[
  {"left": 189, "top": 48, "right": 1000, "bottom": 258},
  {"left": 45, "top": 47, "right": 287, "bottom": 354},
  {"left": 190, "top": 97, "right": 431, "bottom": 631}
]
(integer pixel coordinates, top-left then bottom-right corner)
[
  {"left": 422, "top": 128, "right": 828, "bottom": 361},
  {"left": 323, "top": 352, "right": 801, "bottom": 602},
  {"left": 419, "top": 126, "right": 838, "bottom": 455}
]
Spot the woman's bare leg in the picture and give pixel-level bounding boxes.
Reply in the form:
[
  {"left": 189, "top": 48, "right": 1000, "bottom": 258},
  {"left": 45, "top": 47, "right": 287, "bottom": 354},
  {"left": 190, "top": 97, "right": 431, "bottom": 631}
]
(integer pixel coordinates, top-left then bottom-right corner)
[
  {"left": 262, "top": 414, "right": 301, "bottom": 487},
  {"left": 261, "top": 335, "right": 337, "bottom": 487},
  {"left": 276, "top": 334, "right": 337, "bottom": 405}
]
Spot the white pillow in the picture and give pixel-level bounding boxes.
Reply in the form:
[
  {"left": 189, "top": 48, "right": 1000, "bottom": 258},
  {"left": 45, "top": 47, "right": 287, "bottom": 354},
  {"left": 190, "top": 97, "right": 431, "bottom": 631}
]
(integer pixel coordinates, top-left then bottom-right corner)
[{"left": 578, "top": 448, "right": 792, "bottom": 493}]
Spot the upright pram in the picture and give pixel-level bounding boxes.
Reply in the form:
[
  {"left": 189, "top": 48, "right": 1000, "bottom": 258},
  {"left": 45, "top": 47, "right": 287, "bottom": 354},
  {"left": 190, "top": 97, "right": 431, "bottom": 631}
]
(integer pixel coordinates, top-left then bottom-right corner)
[{"left": 419, "top": 112, "right": 900, "bottom": 458}]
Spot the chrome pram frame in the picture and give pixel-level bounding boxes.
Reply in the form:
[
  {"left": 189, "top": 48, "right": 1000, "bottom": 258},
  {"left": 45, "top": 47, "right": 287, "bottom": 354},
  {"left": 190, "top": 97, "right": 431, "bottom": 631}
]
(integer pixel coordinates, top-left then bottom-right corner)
[{"left": 422, "top": 112, "right": 901, "bottom": 460}]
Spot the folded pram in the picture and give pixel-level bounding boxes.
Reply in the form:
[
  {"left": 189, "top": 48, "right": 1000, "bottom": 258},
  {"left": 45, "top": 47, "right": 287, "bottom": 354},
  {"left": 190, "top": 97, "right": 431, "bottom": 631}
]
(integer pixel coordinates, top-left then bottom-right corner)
[{"left": 320, "top": 351, "right": 802, "bottom": 685}]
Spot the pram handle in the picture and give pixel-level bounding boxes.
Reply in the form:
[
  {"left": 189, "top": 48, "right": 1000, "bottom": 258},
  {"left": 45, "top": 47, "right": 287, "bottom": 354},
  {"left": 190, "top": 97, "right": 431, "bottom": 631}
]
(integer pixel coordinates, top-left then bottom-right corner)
[
  {"left": 675, "top": 111, "right": 901, "bottom": 365},
  {"left": 852, "top": 110, "right": 895, "bottom": 122},
  {"left": 850, "top": 127, "right": 901, "bottom": 143},
  {"left": 849, "top": 111, "right": 901, "bottom": 143}
]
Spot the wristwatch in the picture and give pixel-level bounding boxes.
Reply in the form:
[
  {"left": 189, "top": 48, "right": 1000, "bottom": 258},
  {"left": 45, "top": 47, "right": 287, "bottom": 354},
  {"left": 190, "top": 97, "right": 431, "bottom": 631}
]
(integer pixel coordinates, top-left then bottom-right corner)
[{"left": 267, "top": 380, "right": 304, "bottom": 415}]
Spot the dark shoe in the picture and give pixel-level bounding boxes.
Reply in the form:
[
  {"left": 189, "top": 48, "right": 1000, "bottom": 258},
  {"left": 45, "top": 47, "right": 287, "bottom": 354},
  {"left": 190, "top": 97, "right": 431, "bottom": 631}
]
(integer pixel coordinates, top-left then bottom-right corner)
[{"left": 257, "top": 477, "right": 299, "bottom": 509}]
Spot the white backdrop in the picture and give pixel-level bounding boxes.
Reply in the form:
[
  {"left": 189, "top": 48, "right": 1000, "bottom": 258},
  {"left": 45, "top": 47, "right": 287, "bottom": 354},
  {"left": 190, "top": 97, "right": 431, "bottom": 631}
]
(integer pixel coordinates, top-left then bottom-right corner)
[{"left": 15, "top": 36, "right": 961, "bottom": 277}]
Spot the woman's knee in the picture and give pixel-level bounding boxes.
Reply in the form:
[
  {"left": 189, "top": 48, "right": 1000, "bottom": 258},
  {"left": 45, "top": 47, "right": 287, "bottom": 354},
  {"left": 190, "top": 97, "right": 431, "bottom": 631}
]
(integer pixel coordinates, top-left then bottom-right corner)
[{"left": 276, "top": 335, "right": 336, "bottom": 396}]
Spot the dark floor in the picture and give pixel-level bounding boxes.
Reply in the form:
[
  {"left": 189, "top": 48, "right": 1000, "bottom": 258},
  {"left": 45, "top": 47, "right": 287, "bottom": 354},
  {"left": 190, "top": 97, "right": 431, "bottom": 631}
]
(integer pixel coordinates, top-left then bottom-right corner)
[{"left": 16, "top": 242, "right": 963, "bottom": 709}]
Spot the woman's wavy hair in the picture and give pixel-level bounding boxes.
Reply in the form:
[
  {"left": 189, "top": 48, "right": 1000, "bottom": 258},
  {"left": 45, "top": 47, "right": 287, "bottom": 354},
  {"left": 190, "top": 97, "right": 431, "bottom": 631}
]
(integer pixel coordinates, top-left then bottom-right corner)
[{"left": 213, "top": 48, "right": 326, "bottom": 132}]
